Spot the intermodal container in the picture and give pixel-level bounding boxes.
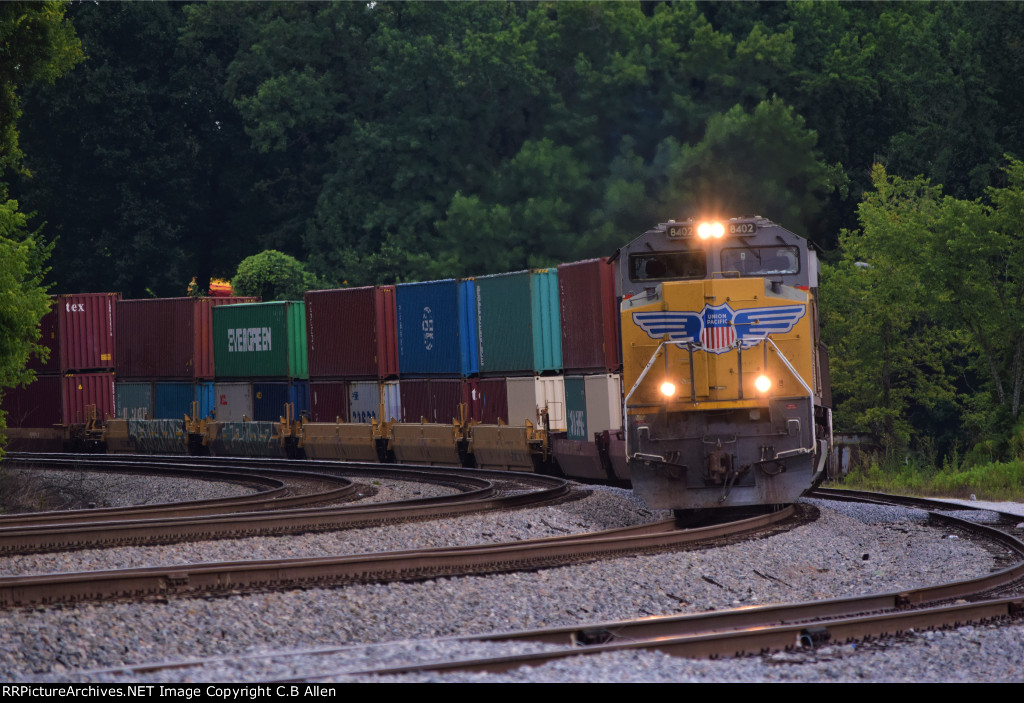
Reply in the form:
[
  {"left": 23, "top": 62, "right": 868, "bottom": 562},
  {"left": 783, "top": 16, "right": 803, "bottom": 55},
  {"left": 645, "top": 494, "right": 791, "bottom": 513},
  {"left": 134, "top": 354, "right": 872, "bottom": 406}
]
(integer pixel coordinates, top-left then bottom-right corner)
[
  {"left": 344, "top": 380, "right": 401, "bottom": 423},
  {"left": 62, "top": 372, "right": 115, "bottom": 424},
  {"left": 213, "top": 301, "right": 308, "bottom": 379},
  {"left": 505, "top": 375, "right": 566, "bottom": 430},
  {"left": 348, "top": 380, "right": 381, "bottom": 423},
  {"left": 213, "top": 382, "right": 252, "bottom": 422},
  {"left": 475, "top": 270, "right": 562, "bottom": 375},
  {"left": 115, "top": 381, "right": 153, "bottom": 419},
  {"left": 558, "top": 259, "right": 620, "bottom": 373},
  {"left": 26, "top": 303, "right": 59, "bottom": 375},
  {"left": 381, "top": 380, "right": 401, "bottom": 423},
  {"left": 153, "top": 382, "right": 194, "bottom": 420},
  {"left": 1, "top": 375, "right": 62, "bottom": 427},
  {"left": 193, "top": 297, "right": 259, "bottom": 378},
  {"left": 58, "top": 292, "right": 120, "bottom": 372},
  {"left": 399, "top": 379, "right": 464, "bottom": 424},
  {"left": 465, "top": 378, "right": 508, "bottom": 424},
  {"left": 194, "top": 382, "right": 216, "bottom": 419},
  {"left": 305, "top": 286, "right": 399, "bottom": 379},
  {"left": 116, "top": 297, "right": 257, "bottom": 380},
  {"left": 396, "top": 280, "right": 478, "bottom": 376},
  {"left": 309, "top": 381, "right": 348, "bottom": 422},
  {"left": 564, "top": 374, "right": 622, "bottom": 441},
  {"left": 252, "top": 381, "right": 310, "bottom": 422}
]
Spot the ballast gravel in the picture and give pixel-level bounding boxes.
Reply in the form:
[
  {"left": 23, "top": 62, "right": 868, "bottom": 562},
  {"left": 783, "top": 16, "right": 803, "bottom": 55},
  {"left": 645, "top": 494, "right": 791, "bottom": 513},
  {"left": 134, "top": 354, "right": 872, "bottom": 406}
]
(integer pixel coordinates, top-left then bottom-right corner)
[{"left": 0, "top": 472, "right": 1019, "bottom": 683}]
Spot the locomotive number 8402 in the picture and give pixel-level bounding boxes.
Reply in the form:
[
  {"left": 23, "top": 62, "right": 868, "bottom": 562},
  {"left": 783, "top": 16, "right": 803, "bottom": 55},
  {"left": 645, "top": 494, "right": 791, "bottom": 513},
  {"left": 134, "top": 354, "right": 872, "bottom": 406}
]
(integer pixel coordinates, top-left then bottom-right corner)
[{"left": 614, "top": 216, "right": 832, "bottom": 514}]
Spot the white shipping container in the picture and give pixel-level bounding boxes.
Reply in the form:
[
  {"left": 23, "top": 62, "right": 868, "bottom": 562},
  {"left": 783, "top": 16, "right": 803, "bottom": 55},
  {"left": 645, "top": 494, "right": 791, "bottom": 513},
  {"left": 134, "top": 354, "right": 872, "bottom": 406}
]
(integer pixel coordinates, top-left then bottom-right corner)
[
  {"left": 213, "top": 382, "right": 253, "bottom": 422},
  {"left": 348, "top": 380, "right": 402, "bottom": 423},
  {"left": 505, "top": 376, "right": 566, "bottom": 431},
  {"left": 382, "top": 380, "right": 401, "bottom": 423},
  {"left": 584, "top": 373, "right": 622, "bottom": 434}
]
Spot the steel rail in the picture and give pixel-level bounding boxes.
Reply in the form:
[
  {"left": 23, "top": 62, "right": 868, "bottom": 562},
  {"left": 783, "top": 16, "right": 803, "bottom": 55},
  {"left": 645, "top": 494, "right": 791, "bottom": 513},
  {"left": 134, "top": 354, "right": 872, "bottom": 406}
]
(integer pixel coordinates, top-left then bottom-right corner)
[
  {"left": 0, "top": 455, "right": 579, "bottom": 554},
  {"left": 345, "top": 597, "right": 1024, "bottom": 678},
  {"left": 326, "top": 499, "right": 1024, "bottom": 677},
  {"left": 0, "top": 506, "right": 796, "bottom": 608}
]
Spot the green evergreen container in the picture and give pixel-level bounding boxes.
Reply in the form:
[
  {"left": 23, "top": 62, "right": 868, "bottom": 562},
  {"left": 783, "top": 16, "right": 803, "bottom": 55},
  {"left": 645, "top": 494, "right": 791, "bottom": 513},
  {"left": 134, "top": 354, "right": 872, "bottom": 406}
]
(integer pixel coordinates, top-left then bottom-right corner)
[
  {"left": 212, "top": 301, "right": 308, "bottom": 379},
  {"left": 475, "top": 269, "right": 562, "bottom": 375}
]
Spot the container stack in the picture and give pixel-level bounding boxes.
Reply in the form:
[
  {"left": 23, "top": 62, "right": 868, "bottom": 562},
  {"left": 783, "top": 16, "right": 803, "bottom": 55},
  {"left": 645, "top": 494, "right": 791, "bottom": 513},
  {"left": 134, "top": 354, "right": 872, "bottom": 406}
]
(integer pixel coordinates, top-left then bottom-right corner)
[
  {"left": 469, "top": 269, "right": 566, "bottom": 430},
  {"left": 305, "top": 286, "right": 399, "bottom": 423},
  {"left": 2, "top": 293, "right": 120, "bottom": 433},
  {"left": 393, "top": 279, "right": 478, "bottom": 424},
  {"left": 114, "top": 296, "right": 256, "bottom": 421},
  {"left": 211, "top": 301, "right": 309, "bottom": 421},
  {"left": 553, "top": 258, "right": 623, "bottom": 476}
]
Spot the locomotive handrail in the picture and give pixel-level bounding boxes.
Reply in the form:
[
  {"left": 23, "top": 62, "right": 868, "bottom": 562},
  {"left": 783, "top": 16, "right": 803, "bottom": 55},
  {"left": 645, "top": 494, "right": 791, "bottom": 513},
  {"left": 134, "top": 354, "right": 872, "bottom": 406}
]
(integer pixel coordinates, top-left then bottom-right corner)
[
  {"left": 623, "top": 341, "right": 667, "bottom": 461},
  {"left": 764, "top": 337, "right": 816, "bottom": 459}
]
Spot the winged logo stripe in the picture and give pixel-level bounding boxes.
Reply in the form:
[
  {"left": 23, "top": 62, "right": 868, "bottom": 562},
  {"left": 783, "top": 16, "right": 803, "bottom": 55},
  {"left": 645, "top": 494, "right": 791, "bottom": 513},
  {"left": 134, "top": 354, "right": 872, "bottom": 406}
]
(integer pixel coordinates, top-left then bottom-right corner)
[{"left": 633, "top": 303, "right": 806, "bottom": 354}]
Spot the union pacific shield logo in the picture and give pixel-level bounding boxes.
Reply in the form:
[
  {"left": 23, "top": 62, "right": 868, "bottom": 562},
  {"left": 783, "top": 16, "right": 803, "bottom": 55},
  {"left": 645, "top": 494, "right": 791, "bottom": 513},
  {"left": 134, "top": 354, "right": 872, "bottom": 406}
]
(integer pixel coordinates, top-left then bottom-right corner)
[
  {"left": 700, "top": 304, "right": 736, "bottom": 352},
  {"left": 633, "top": 303, "right": 806, "bottom": 354}
]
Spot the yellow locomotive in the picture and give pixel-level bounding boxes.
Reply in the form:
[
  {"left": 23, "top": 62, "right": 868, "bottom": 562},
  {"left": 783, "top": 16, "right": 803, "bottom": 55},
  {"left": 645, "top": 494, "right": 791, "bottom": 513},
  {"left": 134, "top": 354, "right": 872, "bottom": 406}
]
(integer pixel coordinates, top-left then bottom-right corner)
[{"left": 616, "top": 217, "right": 832, "bottom": 513}]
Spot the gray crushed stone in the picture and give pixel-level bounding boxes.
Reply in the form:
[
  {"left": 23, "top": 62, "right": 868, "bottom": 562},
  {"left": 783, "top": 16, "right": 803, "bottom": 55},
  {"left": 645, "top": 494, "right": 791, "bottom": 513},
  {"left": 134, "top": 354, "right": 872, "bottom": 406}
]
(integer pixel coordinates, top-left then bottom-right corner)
[{"left": 0, "top": 472, "right": 1019, "bottom": 683}]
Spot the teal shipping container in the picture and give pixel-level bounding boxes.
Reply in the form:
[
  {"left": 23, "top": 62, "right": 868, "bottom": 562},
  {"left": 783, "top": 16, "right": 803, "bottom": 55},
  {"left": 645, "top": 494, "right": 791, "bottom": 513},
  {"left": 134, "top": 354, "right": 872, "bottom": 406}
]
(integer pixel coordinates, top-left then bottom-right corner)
[
  {"left": 475, "top": 270, "right": 562, "bottom": 375},
  {"left": 116, "top": 382, "right": 153, "bottom": 420},
  {"left": 212, "top": 301, "right": 308, "bottom": 379}
]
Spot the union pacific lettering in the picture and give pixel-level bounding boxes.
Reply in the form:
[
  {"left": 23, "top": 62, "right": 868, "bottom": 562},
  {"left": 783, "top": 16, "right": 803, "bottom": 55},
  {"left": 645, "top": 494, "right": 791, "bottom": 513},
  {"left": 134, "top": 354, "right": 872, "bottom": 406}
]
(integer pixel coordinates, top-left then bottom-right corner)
[{"left": 227, "top": 327, "right": 272, "bottom": 352}]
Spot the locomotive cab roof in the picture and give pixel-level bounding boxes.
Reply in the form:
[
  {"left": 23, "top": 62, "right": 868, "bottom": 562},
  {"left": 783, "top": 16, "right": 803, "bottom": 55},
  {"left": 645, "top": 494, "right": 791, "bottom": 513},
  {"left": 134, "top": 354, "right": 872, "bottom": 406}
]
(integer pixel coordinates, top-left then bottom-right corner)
[{"left": 613, "top": 216, "right": 817, "bottom": 299}]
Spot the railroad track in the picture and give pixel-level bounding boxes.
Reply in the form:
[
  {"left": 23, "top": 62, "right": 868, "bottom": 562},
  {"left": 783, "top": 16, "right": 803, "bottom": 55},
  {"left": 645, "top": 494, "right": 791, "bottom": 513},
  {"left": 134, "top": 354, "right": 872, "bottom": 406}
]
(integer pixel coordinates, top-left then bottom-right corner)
[
  {"left": 70, "top": 489, "right": 1024, "bottom": 681},
  {"left": 0, "top": 505, "right": 798, "bottom": 608},
  {"left": 0, "top": 453, "right": 569, "bottom": 554}
]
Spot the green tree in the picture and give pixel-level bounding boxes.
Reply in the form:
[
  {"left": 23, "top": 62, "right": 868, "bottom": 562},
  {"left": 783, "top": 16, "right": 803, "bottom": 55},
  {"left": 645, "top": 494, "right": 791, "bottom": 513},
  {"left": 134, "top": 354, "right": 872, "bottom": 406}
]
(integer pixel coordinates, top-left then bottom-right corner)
[
  {"left": 232, "top": 250, "right": 318, "bottom": 302},
  {"left": 823, "top": 160, "right": 1024, "bottom": 463},
  {"left": 0, "top": 1, "right": 81, "bottom": 449}
]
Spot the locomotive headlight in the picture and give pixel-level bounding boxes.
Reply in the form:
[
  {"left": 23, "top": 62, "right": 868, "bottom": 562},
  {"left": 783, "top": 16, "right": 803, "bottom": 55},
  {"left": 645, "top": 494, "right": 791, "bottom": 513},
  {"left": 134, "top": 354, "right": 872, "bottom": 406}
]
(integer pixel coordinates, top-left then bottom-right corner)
[
  {"left": 659, "top": 381, "right": 677, "bottom": 397},
  {"left": 697, "top": 221, "right": 725, "bottom": 240},
  {"left": 754, "top": 375, "right": 772, "bottom": 393}
]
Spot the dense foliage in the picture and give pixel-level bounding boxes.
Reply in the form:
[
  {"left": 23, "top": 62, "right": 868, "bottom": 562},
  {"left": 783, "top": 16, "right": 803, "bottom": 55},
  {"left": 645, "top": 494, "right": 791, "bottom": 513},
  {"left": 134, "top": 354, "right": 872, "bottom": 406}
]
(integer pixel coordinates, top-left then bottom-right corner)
[
  {"left": 0, "top": 2, "right": 81, "bottom": 445},
  {"left": 7, "top": 1, "right": 1024, "bottom": 467}
]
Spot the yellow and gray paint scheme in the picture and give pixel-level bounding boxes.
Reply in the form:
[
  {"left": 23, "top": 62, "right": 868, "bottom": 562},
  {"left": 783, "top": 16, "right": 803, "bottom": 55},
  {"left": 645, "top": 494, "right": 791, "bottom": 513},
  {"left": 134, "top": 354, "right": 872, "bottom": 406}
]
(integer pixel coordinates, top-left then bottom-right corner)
[{"left": 614, "top": 216, "right": 832, "bottom": 511}]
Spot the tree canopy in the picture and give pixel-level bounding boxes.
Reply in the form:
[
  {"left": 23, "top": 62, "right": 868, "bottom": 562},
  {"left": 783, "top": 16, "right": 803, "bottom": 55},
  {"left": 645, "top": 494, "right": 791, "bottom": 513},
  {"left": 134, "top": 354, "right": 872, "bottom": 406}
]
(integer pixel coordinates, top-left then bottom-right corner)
[
  {"left": 7, "top": 1, "right": 1024, "bottom": 466},
  {"left": 0, "top": 1, "right": 81, "bottom": 446}
]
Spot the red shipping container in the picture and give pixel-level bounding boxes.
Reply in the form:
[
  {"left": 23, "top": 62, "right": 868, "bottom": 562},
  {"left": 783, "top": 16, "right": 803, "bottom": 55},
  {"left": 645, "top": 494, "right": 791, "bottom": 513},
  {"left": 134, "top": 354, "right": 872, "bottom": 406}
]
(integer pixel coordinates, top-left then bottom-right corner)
[
  {"left": 57, "top": 292, "right": 120, "bottom": 372},
  {"left": 1, "top": 375, "right": 62, "bottom": 427},
  {"left": 400, "top": 379, "right": 464, "bottom": 424},
  {"left": 464, "top": 378, "right": 508, "bottom": 424},
  {"left": 61, "top": 372, "right": 115, "bottom": 424},
  {"left": 25, "top": 303, "right": 59, "bottom": 375},
  {"left": 309, "top": 381, "right": 349, "bottom": 422},
  {"left": 305, "top": 286, "right": 399, "bottom": 379},
  {"left": 557, "top": 258, "right": 621, "bottom": 373},
  {"left": 116, "top": 297, "right": 256, "bottom": 380}
]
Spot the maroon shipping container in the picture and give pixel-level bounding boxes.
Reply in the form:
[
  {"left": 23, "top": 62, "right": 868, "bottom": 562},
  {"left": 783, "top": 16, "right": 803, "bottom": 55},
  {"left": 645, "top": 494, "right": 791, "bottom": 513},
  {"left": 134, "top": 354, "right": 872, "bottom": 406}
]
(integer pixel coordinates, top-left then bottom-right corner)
[
  {"left": 25, "top": 303, "right": 59, "bottom": 374},
  {"left": 1, "top": 375, "right": 62, "bottom": 427},
  {"left": 116, "top": 297, "right": 256, "bottom": 380},
  {"left": 57, "top": 292, "right": 120, "bottom": 372},
  {"left": 465, "top": 378, "right": 509, "bottom": 424},
  {"left": 305, "top": 286, "right": 399, "bottom": 379},
  {"left": 61, "top": 372, "right": 115, "bottom": 424},
  {"left": 400, "top": 379, "right": 464, "bottom": 424},
  {"left": 557, "top": 258, "right": 621, "bottom": 373},
  {"left": 309, "top": 381, "right": 349, "bottom": 422}
]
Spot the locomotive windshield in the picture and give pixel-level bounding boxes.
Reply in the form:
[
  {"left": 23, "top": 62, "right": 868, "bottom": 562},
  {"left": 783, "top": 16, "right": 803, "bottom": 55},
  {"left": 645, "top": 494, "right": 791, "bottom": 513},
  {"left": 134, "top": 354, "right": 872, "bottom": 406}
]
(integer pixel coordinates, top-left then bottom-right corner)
[
  {"left": 628, "top": 251, "right": 706, "bottom": 282},
  {"left": 721, "top": 246, "right": 799, "bottom": 276}
]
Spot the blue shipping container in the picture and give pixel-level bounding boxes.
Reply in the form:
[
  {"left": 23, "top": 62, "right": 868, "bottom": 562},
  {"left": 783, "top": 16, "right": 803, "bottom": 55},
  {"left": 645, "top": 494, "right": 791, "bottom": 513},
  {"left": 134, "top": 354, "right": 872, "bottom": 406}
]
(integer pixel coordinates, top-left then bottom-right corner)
[
  {"left": 153, "top": 382, "right": 195, "bottom": 420},
  {"left": 194, "top": 382, "right": 216, "bottom": 419},
  {"left": 252, "top": 381, "right": 310, "bottom": 422},
  {"left": 396, "top": 279, "right": 479, "bottom": 376}
]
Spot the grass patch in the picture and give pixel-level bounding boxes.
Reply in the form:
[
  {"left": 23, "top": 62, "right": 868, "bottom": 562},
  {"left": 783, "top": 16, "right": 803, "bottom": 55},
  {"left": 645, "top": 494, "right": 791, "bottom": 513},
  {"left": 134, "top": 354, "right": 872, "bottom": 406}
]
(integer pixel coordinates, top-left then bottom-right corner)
[{"left": 835, "top": 459, "right": 1024, "bottom": 502}]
